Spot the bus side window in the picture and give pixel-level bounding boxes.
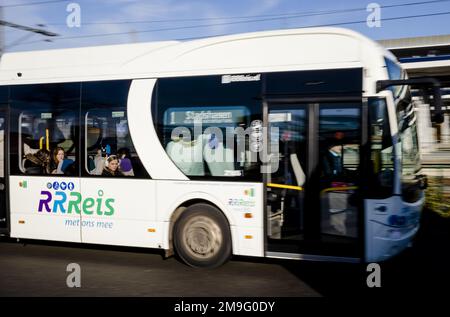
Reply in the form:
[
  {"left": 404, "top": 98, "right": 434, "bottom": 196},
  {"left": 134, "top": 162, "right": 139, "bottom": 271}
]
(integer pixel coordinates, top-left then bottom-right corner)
[
  {"left": 83, "top": 113, "right": 146, "bottom": 178},
  {"left": 155, "top": 75, "right": 262, "bottom": 181},
  {"left": 81, "top": 81, "right": 150, "bottom": 179},
  {"left": 19, "top": 113, "right": 78, "bottom": 176},
  {"left": 11, "top": 83, "right": 81, "bottom": 176}
]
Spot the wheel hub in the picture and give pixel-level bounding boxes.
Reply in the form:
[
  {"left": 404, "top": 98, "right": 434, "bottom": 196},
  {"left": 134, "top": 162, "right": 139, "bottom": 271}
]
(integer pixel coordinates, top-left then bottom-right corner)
[{"left": 183, "top": 216, "right": 222, "bottom": 259}]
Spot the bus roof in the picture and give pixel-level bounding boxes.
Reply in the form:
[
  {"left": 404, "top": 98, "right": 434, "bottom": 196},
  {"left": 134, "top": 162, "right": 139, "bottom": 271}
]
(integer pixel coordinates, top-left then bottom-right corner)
[{"left": 0, "top": 27, "right": 391, "bottom": 85}]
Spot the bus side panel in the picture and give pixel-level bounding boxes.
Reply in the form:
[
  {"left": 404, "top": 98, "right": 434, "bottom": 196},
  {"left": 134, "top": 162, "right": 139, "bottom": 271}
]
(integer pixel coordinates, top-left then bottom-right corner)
[
  {"left": 9, "top": 175, "right": 81, "bottom": 242},
  {"left": 156, "top": 180, "right": 264, "bottom": 257},
  {"left": 79, "top": 178, "right": 162, "bottom": 248}
]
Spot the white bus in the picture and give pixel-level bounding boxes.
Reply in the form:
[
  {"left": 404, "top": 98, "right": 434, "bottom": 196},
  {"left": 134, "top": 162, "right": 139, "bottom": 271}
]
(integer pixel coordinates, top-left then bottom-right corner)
[{"left": 0, "top": 27, "right": 441, "bottom": 268}]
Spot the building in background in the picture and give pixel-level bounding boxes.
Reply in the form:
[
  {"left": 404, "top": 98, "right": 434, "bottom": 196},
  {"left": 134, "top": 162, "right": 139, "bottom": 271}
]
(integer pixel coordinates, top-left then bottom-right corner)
[{"left": 380, "top": 35, "right": 450, "bottom": 170}]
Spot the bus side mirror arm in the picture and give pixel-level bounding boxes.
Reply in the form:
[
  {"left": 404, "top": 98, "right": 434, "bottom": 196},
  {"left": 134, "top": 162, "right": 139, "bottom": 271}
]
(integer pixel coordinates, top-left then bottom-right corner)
[{"left": 376, "top": 78, "right": 444, "bottom": 124}]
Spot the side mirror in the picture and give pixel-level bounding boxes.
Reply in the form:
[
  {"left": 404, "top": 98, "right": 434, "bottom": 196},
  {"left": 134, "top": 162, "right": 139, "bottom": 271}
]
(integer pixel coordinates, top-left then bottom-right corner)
[{"left": 376, "top": 78, "right": 443, "bottom": 124}]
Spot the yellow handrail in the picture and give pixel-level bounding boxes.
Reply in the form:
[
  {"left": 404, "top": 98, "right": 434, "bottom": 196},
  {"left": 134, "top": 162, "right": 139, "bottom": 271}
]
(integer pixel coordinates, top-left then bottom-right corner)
[
  {"left": 267, "top": 183, "right": 303, "bottom": 191},
  {"left": 45, "top": 128, "right": 50, "bottom": 151},
  {"left": 320, "top": 186, "right": 358, "bottom": 195},
  {"left": 267, "top": 184, "right": 358, "bottom": 194}
]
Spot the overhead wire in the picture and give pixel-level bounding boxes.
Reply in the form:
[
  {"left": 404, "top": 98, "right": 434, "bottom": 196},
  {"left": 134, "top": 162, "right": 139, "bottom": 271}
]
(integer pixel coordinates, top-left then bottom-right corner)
[{"left": 5, "top": 0, "right": 450, "bottom": 48}]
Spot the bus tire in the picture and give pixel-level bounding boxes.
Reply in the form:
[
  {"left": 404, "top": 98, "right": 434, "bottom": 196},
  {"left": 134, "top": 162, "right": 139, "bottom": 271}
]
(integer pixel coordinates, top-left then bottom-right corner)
[{"left": 174, "top": 203, "right": 231, "bottom": 268}]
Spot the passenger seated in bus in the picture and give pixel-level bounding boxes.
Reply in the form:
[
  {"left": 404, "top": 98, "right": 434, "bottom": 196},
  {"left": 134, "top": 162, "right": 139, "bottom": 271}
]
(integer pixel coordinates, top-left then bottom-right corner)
[
  {"left": 102, "top": 155, "right": 124, "bottom": 177},
  {"left": 117, "top": 147, "right": 134, "bottom": 176},
  {"left": 49, "top": 147, "right": 74, "bottom": 174},
  {"left": 24, "top": 149, "right": 51, "bottom": 174}
]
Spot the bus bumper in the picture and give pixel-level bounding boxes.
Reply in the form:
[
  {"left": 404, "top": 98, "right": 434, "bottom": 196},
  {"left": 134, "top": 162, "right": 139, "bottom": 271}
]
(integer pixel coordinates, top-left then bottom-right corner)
[
  {"left": 365, "top": 195, "right": 423, "bottom": 262},
  {"left": 368, "top": 223, "right": 419, "bottom": 262}
]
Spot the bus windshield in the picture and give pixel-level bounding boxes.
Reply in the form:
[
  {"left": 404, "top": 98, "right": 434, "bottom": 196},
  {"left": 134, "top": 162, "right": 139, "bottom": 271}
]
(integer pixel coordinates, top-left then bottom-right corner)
[
  {"left": 397, "top": 91, "right": 422, "bottom": 202},
  {"left": 385, "top": 57, "right": 422, "bottom": 202},
  {"left": 397, "top": 93, "right": 421, "bottom": 177}
]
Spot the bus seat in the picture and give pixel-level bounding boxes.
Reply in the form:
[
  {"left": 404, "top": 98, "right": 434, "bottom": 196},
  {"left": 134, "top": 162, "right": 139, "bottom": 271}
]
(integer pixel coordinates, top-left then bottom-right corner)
[
  {"left": 289, "top": 153, "right": 305, "bottom": 187},
  {"left": 92, "top": 155, "right": 105, "bottom": 175}
]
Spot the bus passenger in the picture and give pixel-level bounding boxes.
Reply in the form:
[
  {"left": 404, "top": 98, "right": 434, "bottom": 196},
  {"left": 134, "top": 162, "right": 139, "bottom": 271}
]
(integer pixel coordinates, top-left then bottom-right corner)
[
  {"left": 102, "top": 155, "right": 124, "bottom": 177},
  {"left": 323, "top": 144, "right": 343, "bottom": 177},
  {"left": 117, "top": 147, "right": 134, "bottom": 176},
  {"left": 50, "top": 147, "right": 74, "bottom": 174}
]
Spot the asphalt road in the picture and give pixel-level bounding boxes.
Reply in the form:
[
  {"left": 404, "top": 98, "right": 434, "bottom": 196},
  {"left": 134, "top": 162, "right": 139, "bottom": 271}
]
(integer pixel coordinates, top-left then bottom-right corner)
[{"left": 0, "top": 209, "right": 449, "bottom": 297}]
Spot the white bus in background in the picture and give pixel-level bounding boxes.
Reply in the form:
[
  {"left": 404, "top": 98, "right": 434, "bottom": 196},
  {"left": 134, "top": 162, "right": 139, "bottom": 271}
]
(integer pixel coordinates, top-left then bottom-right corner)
[{"left": 0, "top": 27, "right": 441, "bottom": 268}]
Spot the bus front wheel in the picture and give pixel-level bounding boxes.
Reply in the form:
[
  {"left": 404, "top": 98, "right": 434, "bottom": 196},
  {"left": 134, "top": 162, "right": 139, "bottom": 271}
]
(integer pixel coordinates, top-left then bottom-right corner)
[{"left": 174, "top": 203, "right": 231, "bottom": 268}]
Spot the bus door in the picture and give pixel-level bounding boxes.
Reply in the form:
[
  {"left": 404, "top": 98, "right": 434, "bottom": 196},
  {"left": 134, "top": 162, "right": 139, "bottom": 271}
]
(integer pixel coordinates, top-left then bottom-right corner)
[
  {"left": 0, "top": 110, "right": 7, "bottom": 234},
  {"left": 264, "top": 101, "right": 363, "bottom": 260}
]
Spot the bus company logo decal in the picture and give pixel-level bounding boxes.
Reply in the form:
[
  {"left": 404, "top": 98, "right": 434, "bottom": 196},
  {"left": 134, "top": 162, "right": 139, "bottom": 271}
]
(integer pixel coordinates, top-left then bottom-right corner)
[
  {"left": 19, "top": 181, "right": 28, "bottom": 188},
  {"left": 228, "top": 195, "right": 256, "bottom": 210},
  {"left": 228, "top": 189, "right": 256, "bottom": 208},
  {"left": 38, "top": 184, "right": 115, "bottom": 216},
  {"left": 244, "top": 188, "right": 254, "bottom": 197},
  {"left": 228, "top": 198, "right": 256, "bottom": 207},
  {"left": 46, "top": 181, "right": 75, "bottom": 191}
]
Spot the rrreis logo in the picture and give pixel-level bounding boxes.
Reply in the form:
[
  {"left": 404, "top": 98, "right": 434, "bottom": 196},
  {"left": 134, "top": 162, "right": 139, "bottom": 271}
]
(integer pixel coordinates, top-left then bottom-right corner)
[
  {"left": 38, "top": 182, "right": 115, "bottom": 216},
  {"left": 228, "top": 188, "right": 256, "bottom": 207}
]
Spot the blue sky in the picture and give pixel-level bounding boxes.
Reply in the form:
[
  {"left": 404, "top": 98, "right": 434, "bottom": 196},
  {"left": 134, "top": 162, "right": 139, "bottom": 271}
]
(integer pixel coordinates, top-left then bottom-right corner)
[{"left": 2, "top": 0, "right": 450, "bottom": 52}]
